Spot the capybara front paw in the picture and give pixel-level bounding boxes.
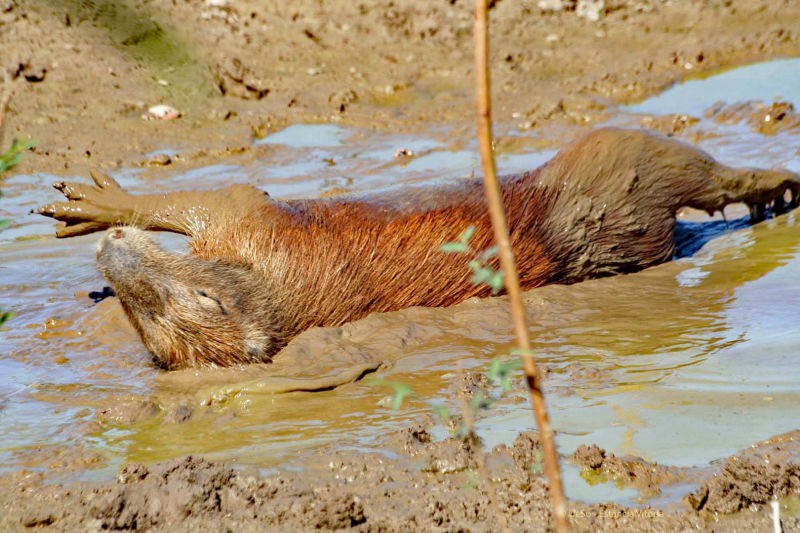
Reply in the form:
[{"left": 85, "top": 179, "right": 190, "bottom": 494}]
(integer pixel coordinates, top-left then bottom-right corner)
[{"left": 36, "top": 170, "right": 130, "bottom": 238}]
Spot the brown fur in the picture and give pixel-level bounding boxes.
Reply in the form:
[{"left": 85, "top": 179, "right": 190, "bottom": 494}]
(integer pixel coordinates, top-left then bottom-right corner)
[{"left": 89, "top": 128, "right": 799, "bottom": 369}]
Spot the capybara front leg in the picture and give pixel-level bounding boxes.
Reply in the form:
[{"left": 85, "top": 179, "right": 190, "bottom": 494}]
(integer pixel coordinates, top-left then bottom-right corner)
[{"left": 37, "top": 170, "right": 270, "bottom": 238}]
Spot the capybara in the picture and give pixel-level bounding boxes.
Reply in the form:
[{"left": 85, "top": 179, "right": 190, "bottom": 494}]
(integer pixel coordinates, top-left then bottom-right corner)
[{"left": 38, "top": 128, "right": 800, "bottom": 369}]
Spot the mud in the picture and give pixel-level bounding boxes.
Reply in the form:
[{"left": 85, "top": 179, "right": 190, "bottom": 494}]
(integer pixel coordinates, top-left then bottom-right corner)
[
  {"left": 687, "top": 429, "right": 800, "bottom": 514},
  {"left": 1, "top": 426, "right": 799, "bottom": 532},
  {"left": 572, "top": 444, "right": 684, "bottom": 497},
  {"left": 94, "top": 397, "right": 160, "bottom": 425},
  {"left": 4, "top": 202, "right": 800, "bottom": 529},
  {"left": 706, "top": 100, "right": 800, "bottom": 135},
  {"left": 3, "top": 0, "right": 800, "bottom": 176}
]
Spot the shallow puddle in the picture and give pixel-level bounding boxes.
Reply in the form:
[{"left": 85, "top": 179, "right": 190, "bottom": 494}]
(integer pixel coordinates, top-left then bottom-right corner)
[
  {"left": 1, "top": 59, "right": 800, "bottom": 506},
  {"left": 625, "top": 57, "right": 800, "bottom": 117}
]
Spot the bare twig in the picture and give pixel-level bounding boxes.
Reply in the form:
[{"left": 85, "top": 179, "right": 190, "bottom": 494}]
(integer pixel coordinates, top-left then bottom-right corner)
[{"left": 473, "top": 1, "right": 569, "bottom": 531}]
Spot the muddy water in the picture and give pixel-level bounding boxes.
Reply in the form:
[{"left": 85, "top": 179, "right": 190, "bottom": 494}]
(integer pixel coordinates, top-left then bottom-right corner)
[{"left": 2, "top": 60, "right": 800, "bottom": 505}]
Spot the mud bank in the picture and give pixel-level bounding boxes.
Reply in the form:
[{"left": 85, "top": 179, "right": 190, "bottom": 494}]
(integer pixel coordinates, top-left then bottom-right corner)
[
  {"left": 3, "top": 0, "right": 800, "bottom": 176},
  {"left": 2, "top": 424, "right": 799, "bottom": 532}
]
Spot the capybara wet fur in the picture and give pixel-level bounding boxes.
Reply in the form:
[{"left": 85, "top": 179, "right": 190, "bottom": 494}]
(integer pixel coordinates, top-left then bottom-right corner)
[{"left": 40, "top": 128, "right": 800, "bottom": 369}]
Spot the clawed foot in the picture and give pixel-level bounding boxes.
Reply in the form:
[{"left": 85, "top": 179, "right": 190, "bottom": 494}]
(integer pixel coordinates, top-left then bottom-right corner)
[
  {"left": 36, "top": 170, "right": 131, "bottom": 238},
  {"left": 748, "top": 181, "right": 799, "bottom": 222},
  {"left": 692, "top": 165, "right": 800, "bottom": 224}
]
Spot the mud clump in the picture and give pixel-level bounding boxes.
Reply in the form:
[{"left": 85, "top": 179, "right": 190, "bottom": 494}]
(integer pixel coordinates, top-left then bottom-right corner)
[
  {"left": 686, "top": 456, "right": 800, "bottom": 513},
  {"left": 512, "top": 431, "right": 544, "bottom": 475},
  {"left": 573, "top": 444, "right": 684, "bottom": 496},
  {"left": 400, "top": 423, "right": 433, "bottom": 455},
  {"left": 639, "top": 113, "right": 700, "bottom": 137},
  {"left": 706, "top": 100, "right": 800, "bottom": 135},
  {"left": 419, "top": 435, "right": 480, "bottom": 474},
  {"left": 94, "top": 398, "right": 160, "bottom": 425},
  {"left": 86, "top": 456, "right": 244, "bottom": 531}
]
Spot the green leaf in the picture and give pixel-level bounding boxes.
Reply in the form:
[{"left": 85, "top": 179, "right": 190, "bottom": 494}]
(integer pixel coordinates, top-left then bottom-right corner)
[
  {"left": 0, "top": 139, "right": 35, "bottom": 175},
  {"left": 487, "top": 357, "right": 523, "bottom": 392},
  {"left": 468, "top": 391, "right": 494, "bottom": 411},
  {"left": 480, "top": 245, "right": 499, "bottom": 261},
  {"left": 430, "top": 403, "right": 451, "bottom": 422},
  {"left": 488, "top": 271, "right": 504, "bottom": 294},
  {"left": 439, "top": 241, "right": 469, "bottom": 253},
  {"left": 368, "top": 378, "right": 416, "bottom": 410},
  {"left": 462, "top": 469, "right": 479, "bottom": 490},
  {"left": 0, "top": 219, "right": 9, "bottom": 231},
  {"left": 458, "top": 225, "right": 476, "bottom": 244},
  {"left": 470, "top": 266, "right": 493, "bottom": 285},
  {"left": 0, "top": 310, "right": 12, "bottom": 327},
  {"left": 454, "top": 421, "right": 471, "bottom": 439},
  {"left": 530, "top": 449, "right": 544, "bottom": 474}
]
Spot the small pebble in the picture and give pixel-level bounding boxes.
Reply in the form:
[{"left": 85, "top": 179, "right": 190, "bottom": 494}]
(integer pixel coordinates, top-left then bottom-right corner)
[
  {"left": 147, "top": 154, "right": 172, "bottom": 166},
  {"left": 144, "top": 105, "right": 181, "bottom": 120}
]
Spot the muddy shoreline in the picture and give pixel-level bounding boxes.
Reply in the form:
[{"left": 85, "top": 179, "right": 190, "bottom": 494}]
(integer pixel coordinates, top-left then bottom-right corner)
[
  {"left": 2, "top": 420, "right": 800, "bottom": 532},
  {"left": 3, "top": 0, "right": 800, "bottom": 531}
]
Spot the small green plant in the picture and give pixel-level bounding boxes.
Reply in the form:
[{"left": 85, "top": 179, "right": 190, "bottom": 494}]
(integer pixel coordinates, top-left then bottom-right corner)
[
  {"left": 371, "top": 227, "right": 525, "bottom": 421},
  {"left": 0, "top": 138, "right": 33, "bottom": 175},
  {"left": 440, "top": 225, "right": 504, "bottom": 294},
  {"left": 0, "top": 138, "right": 33, "bottom": 326},
  {"left": 368, "top": 378, "right": 416, "bottom": 410},
  {"left": 370, "top": 355, "right": 522, "bottom": 421},
  {"left": 370, "top": 353, "right": 529, "bottom": 529}
]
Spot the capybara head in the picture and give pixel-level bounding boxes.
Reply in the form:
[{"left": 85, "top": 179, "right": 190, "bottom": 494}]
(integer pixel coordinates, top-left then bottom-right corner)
[{"left": 96, "top": 227, "right": 283, "bottom": 369}]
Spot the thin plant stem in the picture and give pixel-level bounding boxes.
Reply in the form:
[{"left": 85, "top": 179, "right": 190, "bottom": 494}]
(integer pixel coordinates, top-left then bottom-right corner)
[
  {"left": 473, "top": 1, "right": 569, "bottom": 531},
  {"left": 456, "top": 371, "right": 510, "bottom": 533},
  {"left": 0, "top": 81, "right": 11, "bottom": 150}
]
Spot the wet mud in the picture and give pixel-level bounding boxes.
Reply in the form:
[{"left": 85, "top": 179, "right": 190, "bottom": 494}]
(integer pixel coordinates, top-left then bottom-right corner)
[{"left": 571, "top": 444, "right": 684, "bottom": 498}]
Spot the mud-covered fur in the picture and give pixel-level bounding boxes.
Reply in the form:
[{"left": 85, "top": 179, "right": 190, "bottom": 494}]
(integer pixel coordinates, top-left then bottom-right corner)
[{"left": 87, "top": 128, "right": 799, "bottom": 369}]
